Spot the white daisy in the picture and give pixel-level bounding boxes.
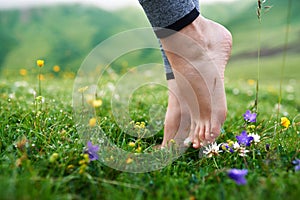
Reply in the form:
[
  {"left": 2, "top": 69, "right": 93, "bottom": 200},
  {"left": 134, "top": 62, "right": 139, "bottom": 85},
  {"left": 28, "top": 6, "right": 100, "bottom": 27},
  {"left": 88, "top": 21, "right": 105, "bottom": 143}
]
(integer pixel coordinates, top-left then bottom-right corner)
[
  {"left": 203, "top": 142, "right": 222, "bottom": 158},
  {"left": 248, "top": 133, "right": 261, "bottom": 144}
]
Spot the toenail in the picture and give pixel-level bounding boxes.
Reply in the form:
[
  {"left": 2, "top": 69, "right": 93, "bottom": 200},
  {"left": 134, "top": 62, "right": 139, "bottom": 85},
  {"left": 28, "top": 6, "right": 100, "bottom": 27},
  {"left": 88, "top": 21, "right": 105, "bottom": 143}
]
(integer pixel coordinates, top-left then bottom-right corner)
[{"left": 210, "top": 133, "right": 214, "bottom": 137}]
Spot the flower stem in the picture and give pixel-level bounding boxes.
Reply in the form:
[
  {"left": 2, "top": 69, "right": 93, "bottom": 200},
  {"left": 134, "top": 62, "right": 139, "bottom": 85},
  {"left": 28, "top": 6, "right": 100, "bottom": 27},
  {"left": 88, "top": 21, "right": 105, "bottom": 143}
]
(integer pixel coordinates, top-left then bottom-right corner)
[
  {"left": 213, "top": 157, "right": 219, "bottom": 169},
  {"left": 38, "top": 67, "right": 42, "bottom": 96}
]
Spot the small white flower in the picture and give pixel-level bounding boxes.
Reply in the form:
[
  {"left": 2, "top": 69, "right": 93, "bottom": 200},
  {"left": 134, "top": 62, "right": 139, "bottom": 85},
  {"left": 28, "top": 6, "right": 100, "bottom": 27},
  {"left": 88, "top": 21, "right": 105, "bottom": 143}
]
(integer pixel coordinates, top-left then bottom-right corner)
[
  {"left": 203, "top": 142, "right": 222, "bottom": 158},
  {"left": 232, "top": 142, "right": 249, "bottom": 157},
  {"left": 249, "top": 133, "right": 261, "bottom": 144},
  {"left": 233, "top": 141, "right": 240, "bottom": 150},
  {"left": 238, "top": 147, "right": 250, "bottom": 157}
]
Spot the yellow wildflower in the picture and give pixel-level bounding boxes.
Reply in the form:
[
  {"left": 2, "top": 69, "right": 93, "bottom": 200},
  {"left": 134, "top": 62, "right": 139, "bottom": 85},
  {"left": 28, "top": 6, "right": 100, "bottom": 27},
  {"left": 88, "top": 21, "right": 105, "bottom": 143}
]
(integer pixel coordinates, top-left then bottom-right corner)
[
  {"left": 247, "top": 79, "right": 256, "bottom": 86},
  {"left": 227, "top": 140, "right": 234, "bottom": 147},
  {"left": 92, "top": 99, "right": 103, "bottom": 107},
  {"left": 53, "top": 65, "right": 60, "bottom": 72},
  {"left": 140, "top": 122, "right": 146, "bottom": 129},
  {"left": 221, "top": 144, "right": 228, "bottom": 151},
  {"left": 49, "top": 153, "right": 59, "bottom": 163},
  {"left": 36, "top": 59, "right": 44, "bottom": 67},
  {"left": 38, "top": 74, "right": 45, "bottom": 81},
  {"left": 89, "top": 117, "right": 97, "bottom": 127},
  {"left": 83, "top": 154, "right": 90, "bottom": 163},
  {"left": 128, "top": 142, "right": 135, "bottom": 147},
  {"left": 19, "top": 69, "right": 27, "bottom": 76},
  {"left": 79, "top": 164, "right": 87, "bottom": 174},
  {"left": 281, "top": 117, "right": 290, "bottom": 128},
  {"left": 135, "top": 146, "right": 142, "bottom": 153}
]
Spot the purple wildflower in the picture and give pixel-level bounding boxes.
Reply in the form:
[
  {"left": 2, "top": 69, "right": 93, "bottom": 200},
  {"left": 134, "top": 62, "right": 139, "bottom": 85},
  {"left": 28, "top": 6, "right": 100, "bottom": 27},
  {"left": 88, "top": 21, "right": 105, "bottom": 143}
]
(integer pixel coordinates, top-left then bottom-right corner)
[
  {"left": 236, "top": 131, "right": 253, "bottom": 147},
  {"left": 292, "top": 159, "right": 300, "bottom": 171},
  {"left": 243, "top": 110, "right": 257, "bottom": 123},
  {"left": 86, "top": 141, "right": 99, "bottom": 161},
  {"left": 228, "top": 169, "right": 248, "bottom": 185},
  {"left": 265, "top": 144, "right": 270, "bottom": 151}
]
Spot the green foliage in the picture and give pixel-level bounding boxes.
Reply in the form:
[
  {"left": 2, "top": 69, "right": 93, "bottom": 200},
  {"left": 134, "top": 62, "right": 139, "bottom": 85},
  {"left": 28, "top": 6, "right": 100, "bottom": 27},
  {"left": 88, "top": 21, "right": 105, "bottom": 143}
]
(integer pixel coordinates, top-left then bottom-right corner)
[
  {"left": 0, "top": 0, "right": 299, "bottom": 199},
  {"left": 1, "top": 0, "right": 300, "bottom": 73},
  {"left": 0, "top": 66, "right": 299, "bottom": 199}
]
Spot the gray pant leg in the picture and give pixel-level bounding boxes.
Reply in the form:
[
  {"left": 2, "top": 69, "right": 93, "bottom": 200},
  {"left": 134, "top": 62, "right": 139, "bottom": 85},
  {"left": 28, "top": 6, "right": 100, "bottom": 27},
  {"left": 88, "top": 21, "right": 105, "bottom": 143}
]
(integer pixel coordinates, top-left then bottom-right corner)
[{"left": 139, "top": 0, "right": 200, "bottom": 38}]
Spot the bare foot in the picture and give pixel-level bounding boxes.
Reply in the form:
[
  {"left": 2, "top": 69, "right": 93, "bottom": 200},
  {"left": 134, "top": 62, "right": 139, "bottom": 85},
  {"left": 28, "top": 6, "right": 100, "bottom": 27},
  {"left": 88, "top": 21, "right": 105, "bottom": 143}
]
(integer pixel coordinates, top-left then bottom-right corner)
[
  {"left": 160, "top": 15, "right": 232, "bottom": 148},
  {"left": 162, "top": 79, "right": 190, "bottom": 148}
]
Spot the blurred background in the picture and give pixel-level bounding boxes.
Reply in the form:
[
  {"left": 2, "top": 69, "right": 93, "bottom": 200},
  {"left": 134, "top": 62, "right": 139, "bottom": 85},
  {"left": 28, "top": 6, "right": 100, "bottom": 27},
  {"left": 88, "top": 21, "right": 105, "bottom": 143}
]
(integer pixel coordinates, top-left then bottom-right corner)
[{"left": 0, "top": 0, "right": 299, "bottom": 84}]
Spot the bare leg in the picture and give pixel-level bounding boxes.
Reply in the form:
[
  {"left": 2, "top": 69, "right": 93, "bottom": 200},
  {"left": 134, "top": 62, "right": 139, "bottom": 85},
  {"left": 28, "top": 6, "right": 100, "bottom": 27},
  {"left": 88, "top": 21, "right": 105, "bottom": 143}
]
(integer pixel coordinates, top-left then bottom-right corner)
[
  {"left": 162, "top": 79, "right": 190, "bottom": 147},
  {"left": 160, "top": 15, "right": 232, "bottom": 148}
]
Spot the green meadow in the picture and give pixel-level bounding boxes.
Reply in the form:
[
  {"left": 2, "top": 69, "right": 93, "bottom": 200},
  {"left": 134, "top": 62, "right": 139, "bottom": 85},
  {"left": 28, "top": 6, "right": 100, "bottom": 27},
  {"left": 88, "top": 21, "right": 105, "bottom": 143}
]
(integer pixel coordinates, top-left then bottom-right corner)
[{"left": 0, "top": 0, "right": 300, "bottom": 199}]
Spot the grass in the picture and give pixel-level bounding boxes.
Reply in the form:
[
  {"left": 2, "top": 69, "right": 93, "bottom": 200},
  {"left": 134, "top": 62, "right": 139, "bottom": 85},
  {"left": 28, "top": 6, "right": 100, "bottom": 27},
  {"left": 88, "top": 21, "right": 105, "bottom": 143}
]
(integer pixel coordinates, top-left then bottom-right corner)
[
  {"left": 0, "top": 55, "right": 299, "bottom": 200},
  {"left": 0, "top": 1, "right": 299, "bottom": 199}
]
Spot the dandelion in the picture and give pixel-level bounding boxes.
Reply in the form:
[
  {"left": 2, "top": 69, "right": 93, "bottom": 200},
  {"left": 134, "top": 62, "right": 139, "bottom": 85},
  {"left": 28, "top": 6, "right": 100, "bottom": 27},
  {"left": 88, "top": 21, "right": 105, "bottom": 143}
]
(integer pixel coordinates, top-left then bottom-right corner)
[
  {"left": 227, "top": 169, "right": 248, "bottom": 185},
  {"left": 89, "top": 117, "right": 97, "bottom": 127},
  {"left": 292, "top": 159, "right": 300, "bottom": 171},
  {"left": 236, "top": 130, "right": 253, "bottom": 147},
  {"left": 36, "top": 59, "right": 44, "bottom": 67},
  {"left": 53, "top": 65, "right": 60, "bottom": 72},
  {"left": 281, "top": 117, "right": 290, "bottom": 128},
  {"left": 36, "top": 59, "right": 45, "bottom": 96},
  {"left": 203, "top": 142, "right": 222, "bottom": 158},
  {"left": 19, "top": 69, "right": 27, "bottom": 76},
  {"left": 243, "top": 110, "right": 257, "bottom": 123},
  {"left": 85, "top": 141, "right": 99, "bottom": 161}
]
